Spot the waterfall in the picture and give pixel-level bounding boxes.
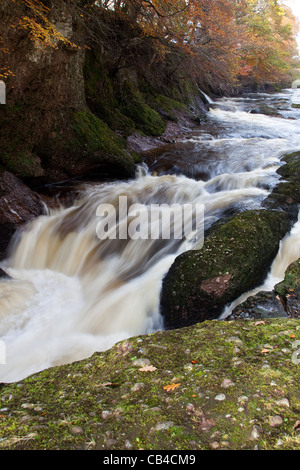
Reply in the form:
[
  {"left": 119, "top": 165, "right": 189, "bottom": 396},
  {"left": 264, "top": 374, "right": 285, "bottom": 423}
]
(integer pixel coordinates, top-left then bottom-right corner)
[{"left": 1, "top": 88, "right": 300, "bottom": 383}]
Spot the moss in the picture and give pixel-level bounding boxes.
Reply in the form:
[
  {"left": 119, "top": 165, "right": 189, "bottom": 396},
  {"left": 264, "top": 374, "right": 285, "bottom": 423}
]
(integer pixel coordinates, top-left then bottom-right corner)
[
  {"left": 1, "top": 318, "right": 300, "bottom": 450},
  {"left": 146, "top": 93, "right": 188, "bottom": 122},
  {"left": 71, "top": 110, "right": 139, "bottom": 174},
  {"left": 160, "top": 210, "right": 290, "bottom": 328},
  {"left": 120, "top": 82, "right": 167, "bottom": 136},
  {"left": 263, "top": 150, "right": 300, "bottom": 221},
  {"left": 83, "top": 51, "right": 136, "bottom": 137},
  {"left": 275, "top": 259, "right": 300, "bottom": 296}
]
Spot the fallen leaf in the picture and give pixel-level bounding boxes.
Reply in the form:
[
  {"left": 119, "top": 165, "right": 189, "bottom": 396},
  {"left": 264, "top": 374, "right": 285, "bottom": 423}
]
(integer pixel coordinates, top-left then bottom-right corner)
[
  {"left": 163, "top": 383, "right": 181, "bottom": 392},
  {"left": 139, "top": 365, "right": 157, "bottom": 372}
]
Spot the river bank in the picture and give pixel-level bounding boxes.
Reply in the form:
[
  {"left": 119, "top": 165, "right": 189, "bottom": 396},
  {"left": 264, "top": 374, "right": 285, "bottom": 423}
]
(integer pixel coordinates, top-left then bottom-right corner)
[{"left": 1, "top": 317, "right": 300, "bottom": 450}]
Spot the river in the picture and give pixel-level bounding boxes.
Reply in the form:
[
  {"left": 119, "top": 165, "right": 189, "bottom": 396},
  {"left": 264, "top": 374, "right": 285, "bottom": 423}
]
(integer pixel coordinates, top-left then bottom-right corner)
[{"left": 1, "top": 88, "right": 300, "bottom": 383}]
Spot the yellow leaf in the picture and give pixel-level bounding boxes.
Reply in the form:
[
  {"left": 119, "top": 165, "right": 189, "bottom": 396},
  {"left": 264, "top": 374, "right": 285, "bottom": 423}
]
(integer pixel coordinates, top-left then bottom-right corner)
[{"left": 163, "top": 383, "right": 181, "bottom": 392}]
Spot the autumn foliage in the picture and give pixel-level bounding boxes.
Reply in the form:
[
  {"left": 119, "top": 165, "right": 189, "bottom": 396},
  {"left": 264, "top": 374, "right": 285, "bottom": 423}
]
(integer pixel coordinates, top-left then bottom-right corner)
[{"left": 1, "top": 0, "right": 299, "bottom": 88}]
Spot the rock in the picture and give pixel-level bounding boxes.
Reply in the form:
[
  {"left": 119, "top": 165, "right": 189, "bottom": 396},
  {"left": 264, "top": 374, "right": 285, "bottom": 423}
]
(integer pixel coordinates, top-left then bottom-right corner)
[
  {"left": 0, "top": 268, "right": 11, "bottom": 280},
  {"left": 229, "top": 291, "right": 288, "bottom": 320},
  {"left": 269, "top": 415, "right": 284, "bottom": 428},
  {"left": 250, "top": 104, "right": 280, "bottom": 116},
  {"left": 263, "top": 151, "right": 300, "bottom": 222},
  {"left": 160, "top": 210, "right": 290, "bottom": 329},
  {"left": 215, "top": 394, "right": 226, "bottom": 401},
  {"left": 249, "top": 425, "right": 261, "bottom": 440},
  {"left": 0, "top": 170, "right": 44, "bottom": 260},
  {"left": 274, "top": 259, "right": 300, "bottom": 318},
  {"left": 275, "top": 398, "right": 290, "bottom": 408},
  {"left": 70, "top": 426, "right": 83, "bottom": 435},
  {"left": 221, "top": 379, "right": 235, "bottom": 388}
]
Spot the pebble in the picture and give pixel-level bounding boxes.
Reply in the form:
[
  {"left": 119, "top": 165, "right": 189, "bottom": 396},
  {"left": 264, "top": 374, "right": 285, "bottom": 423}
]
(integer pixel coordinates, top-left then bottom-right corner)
[
  {"left": 132, "top": 358, "right": 150, "bottom": 368},
  {"left": 269, "top": 415, "right": 284, "bottom": 427},
  {"left": 131, "top": 383, "right": 145, "bottom": 392},
  {"left": 101, "top": 410, "right": 112, "bottom": 420},
  {"left": 151, "top": 421, "right": 174, "bottom": 432},
  {"left": 221, "top": 378, "right": 235, "bottom": 388},
  {"left": 249, "top": 425, "right": 261, "bottom": 440},
  {"left": 70, "top": 426, "right": 83, "bottom": 435},
  {"left": 226, "top": 337, "right": 244, "bottom": 347},
  {"left": 275, "top": 398, "right": 290, "bottom": 408},
  {"left": 210, "top": 441, "right": 220, "bottom": 449},
  {"left": 215, "top": 394, "right": 226, "bottom": 401}
]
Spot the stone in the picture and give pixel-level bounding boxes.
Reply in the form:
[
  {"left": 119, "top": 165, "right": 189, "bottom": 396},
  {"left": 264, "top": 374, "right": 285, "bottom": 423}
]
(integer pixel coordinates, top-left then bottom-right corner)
[
  {"left": 269, "top": 415, "right": 284, "bottom": 428},
  {"left": 0, "top": 171, "right": 44, "bottom": 260},
  {"left": 215, "top": 394, "right": 226, "bottom": 401},
  {"left": 160, "top": 210, "right": 290, "bottom": 329},
  {"left": 70, "top": 426, "right": 83, "bottom": 435}
]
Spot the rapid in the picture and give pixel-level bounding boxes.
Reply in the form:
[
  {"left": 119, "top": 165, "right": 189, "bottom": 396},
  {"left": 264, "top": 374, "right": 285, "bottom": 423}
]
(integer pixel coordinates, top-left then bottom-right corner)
[{"left": 1, "top": 88, "right": 300, "bottom": 382}]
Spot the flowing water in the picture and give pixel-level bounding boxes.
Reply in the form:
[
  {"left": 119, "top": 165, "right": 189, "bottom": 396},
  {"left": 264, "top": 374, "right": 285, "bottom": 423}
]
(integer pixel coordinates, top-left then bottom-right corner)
[{"left": 1, "top": 88, "right": 300, "bottom": 383}]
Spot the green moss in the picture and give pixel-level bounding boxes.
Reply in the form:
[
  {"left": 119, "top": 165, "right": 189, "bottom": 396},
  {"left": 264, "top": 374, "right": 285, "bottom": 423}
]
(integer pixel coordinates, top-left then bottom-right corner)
[
  {"left": 161, "top": 210, "right": 290, "bottom": 328},
  {"left": 120, "top": 82, "right": 167, "bottom": 136},
  {"left": 275, "top": 259, "right": 300, "bottom": 296},
  {"left": 1, "top": 318, "right": 300, "bottom": 450},
  {"left": 83, "top": 51, "right": 136, "bottom": 137},
  {"left": 72, "top": 110, "right": 139, "bottom": 173}
]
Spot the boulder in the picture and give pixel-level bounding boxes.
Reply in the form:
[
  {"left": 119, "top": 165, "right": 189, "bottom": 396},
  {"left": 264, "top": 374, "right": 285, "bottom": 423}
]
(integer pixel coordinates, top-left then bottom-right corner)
[
  {"left": 0, "top": 170, "right": 44, "bottom": 260},
  {"left": 160, "top": 210, "right": 290, "bottom": 329},
  {"left": 263, "top": 151, "right": 300, "bottom": 222},
  {"left": 274, "top": 259, "right": 300, "bottom": 318},
  {"left": 229, "top": 291, "right": 288, "bottom": 320}
]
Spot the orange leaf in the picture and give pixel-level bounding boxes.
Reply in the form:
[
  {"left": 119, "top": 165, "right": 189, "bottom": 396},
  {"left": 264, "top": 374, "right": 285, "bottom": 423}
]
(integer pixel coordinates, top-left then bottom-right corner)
[{"left": 163, "top": 383, "right": 181, "bottom": 392}]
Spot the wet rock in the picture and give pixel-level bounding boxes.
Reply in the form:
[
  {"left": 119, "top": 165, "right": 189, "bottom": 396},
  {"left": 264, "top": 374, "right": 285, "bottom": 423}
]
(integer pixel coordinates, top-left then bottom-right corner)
[
  {"left": 274, "top": 259, "right": 300, "bottom": 318},
  {"left": 229, "top": 291, "right": 288, "bottom": 320},
  {"left": 250, "top": 104, "right": 280, "bottom": 116},
  {"left": 263, "top": 151, "right": 300, "bottom": 222},
  {"left": 0, "top": 268, "right": 11, "bottom": 280},
  {"left": 0, "top": 170, "right": 44, "bottom": 260},
  {"left": 160, "top": 210, "right": 290, "bottom": 329}
]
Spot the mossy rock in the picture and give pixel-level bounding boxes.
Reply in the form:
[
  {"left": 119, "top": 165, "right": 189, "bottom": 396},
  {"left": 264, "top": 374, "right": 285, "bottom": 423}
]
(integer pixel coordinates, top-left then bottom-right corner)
[
  {"left": 229, "top": 291, "right": 288, "bottom": 321},
  {"left": 274, "top": 260, "right": 300, "bottom": 318},
  {"left": 120, "top": 82, "right": 167, "bottom": 136},
  {"left": 263, "top": 151, "right": 300, "bottom": 222},
  {"left": 1, "top": 318, "right": 300, "bottom": 450},
  {"left": 71, "top": 110, "right": 139, "bottom": 177},
  {"left": 160, "top": 210, "right": 290, "bottom": 329}
]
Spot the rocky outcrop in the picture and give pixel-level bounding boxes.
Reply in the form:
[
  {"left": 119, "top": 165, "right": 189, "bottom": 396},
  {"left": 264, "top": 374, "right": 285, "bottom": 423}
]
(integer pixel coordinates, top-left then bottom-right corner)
[
  {"left": 160, "top": 210, "right": 291, "bottom": 329},
  {"left": 0, "top": 1, "right": 140, "bottom": 185},
  {"left": 263, "top": 151, "right": 300, "bottom": 222},
  {"left": 0, "top": 170, "right": 44, "bottom": 260},
  {"left": 229, "top": 259, "right": 300, "bottom": 320}
]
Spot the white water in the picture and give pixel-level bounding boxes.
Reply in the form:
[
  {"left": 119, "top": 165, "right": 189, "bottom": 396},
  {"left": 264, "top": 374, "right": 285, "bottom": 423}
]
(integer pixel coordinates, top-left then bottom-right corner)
[{"left": 1, "top": 88, "right": 300, "bottom": 382}]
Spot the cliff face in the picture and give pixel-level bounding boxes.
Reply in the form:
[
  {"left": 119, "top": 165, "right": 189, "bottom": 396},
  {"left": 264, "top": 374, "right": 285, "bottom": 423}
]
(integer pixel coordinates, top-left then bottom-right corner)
[{"left": 0, "top": 1, "right": 208, "bottom": 188}]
